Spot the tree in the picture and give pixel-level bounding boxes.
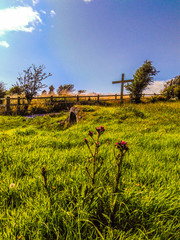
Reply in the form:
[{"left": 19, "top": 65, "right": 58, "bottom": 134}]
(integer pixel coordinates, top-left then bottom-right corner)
[
  {"left": 162, "top": 75, "right": 180, "bottom": 99},
  {"left": 78, "top": 90, "right": 86, "bottom": 95},
  {"left": 49, "top": 85, "right": 55, "bottom": 95},
  {"left": 9, "top": 86, "right": 23, "bottom": 95},
  {"left": 0, "top": 81, "right": 6, "bottom": 104},
  {"left": 14, "top": 64, "right": 52, "bottom": 106},
  {"left": 57, "top": 84, "right": 75, "bottom": 95},
  {"left": 125, "top": 60, "right": 159, "bottom": 103},
  {"left": 0, "top": 81, "right": 6, "bottom": 98},
  {"left": 41, "top": 90, "right": 47, "bottom": 95}
]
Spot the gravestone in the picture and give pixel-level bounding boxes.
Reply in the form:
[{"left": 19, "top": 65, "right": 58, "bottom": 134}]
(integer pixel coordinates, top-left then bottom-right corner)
[{"left": 68, "top": 107, "right": 79, "bottom": 123}]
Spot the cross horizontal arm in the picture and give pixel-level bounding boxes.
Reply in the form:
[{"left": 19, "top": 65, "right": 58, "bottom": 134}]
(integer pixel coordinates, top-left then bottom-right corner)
[
  {"left": 112, "top": 81, "right": 121, "bottom": 84},
  {"left": 124, "top": 79, "right": 134, "bottom": 83},
  {"left": 112, "top": 79, "right": 134, "bottom": 84}
]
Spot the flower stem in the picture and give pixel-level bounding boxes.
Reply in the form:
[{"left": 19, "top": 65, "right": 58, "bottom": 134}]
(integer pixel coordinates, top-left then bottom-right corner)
[{"left": 114, "top": 153, "right": 123, "bottom": 193}]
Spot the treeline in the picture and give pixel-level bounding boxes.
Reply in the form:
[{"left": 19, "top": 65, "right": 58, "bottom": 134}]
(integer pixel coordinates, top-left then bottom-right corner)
[
  {"left": 41, "top": 84, "right": 86, "bottom": 96},
  {"left": 4, "top": 84, "right": 86, "bottom": 97}
]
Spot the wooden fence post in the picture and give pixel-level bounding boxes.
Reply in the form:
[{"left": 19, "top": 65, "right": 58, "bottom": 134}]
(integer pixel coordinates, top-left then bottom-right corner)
[
  {"left": 97, "top": 95, "right": 99, "bottom": 103},
  {"left": 120, "top": 73, "right": 124, "bottom": 104},
  {"left": 17, "top": 97, "right": 20, "bottom": 113},
  {"left": 6, "top": 96, "right": 11, "bottom": 113},
  {"left": 115, "top": 94, "right": 117, "bottom": 100},
  {"left": 76, "top": 95, "right": 79, "bottom": 102},
  {"left": 50, "top": 96, "right": 53, "bottom": 105}
]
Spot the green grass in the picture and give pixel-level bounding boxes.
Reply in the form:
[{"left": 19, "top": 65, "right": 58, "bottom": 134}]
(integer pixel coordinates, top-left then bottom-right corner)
[{"left": 0, "top": 102, "right": 180, "bottom": 239}]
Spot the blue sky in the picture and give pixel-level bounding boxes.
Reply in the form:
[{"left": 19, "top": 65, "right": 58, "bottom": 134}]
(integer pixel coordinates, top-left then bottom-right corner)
[{"left": 0, "top": 0, "right": 179, "bottom": 94}]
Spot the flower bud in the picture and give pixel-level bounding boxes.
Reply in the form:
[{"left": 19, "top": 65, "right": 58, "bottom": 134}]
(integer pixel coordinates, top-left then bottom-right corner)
[
  {"left": 41, "top": 165, "right": 46, "bottom": 177},
  {"left": 100, "top": 126, "right": 105, "bottom": 132},
  {"left": 88, "top": 131, "right": 94, "bottom": 137},
  {"left": 96, "top": 126, "right": 105, "bottom": 135},
  {"left": 115, "top": 141, "right": 129, "bottom": 151}
]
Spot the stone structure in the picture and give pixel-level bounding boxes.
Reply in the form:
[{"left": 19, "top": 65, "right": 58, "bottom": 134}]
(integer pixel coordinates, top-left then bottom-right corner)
[{"left": 68, "top": 107, "right": 79, "bottom": 123}]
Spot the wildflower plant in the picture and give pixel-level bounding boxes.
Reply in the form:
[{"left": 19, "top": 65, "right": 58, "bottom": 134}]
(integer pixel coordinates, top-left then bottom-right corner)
[
  {"left": 114, "top": 141, "right": 129, "bottom": 193},
  {"left": 84, "top": 126, "right": 130, "bottom": 227},
  {"left": 111, "top": 140, "right": 129, "bottom": 226},
  {"left": 41, "top": 165, "right": 52, "bottom": 204},
  {"left": 84, "top": 126, "right": 105, "bottom": 187},
  {"left": 41, "top": 165, "right": 48, "bottom": 190}
]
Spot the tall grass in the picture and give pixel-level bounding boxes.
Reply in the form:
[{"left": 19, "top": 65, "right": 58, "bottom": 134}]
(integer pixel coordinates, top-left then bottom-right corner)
[{"left": 0, "top": 101, "right": 180, "bottom": 239}]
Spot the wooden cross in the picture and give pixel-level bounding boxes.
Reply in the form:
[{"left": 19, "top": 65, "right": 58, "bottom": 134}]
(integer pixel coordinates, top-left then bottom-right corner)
[{"left": 112, "top": 73, "right": 134, "bottom": 103}]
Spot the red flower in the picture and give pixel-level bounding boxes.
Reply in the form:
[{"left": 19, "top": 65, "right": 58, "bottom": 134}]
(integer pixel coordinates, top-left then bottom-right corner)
[
  {"left": 115, "top": 141, "right": 129, "bottom": 151},
  {"left": 96, "top": 126, "right": 105, "bottom": 135},
  {"left": 88, "top": 131, "right": 94, "bottom": 137},
  {"left": 100, "top": 126, "right": 105, "bottom": 132}
]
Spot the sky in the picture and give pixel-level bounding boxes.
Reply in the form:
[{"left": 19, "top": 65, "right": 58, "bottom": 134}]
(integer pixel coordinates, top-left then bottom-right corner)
[{"left": 0, "top": 0, "right": 179, "bottom": 94}]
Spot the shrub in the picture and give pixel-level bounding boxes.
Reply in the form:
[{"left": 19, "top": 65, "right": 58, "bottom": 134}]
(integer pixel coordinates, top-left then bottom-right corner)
[
  {"left": 146, "top": 95, "right": 167, "bottom": 103},
  {"left": 162, "top": 75, "right": 180, "bottom": 99},
  {"left": 0, "top": 81, "right": 6, "bottom": 104}
]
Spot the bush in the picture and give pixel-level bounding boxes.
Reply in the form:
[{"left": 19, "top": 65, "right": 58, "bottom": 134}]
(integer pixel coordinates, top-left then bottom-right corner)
[
  {"left": 146, "top": 95, "right": 167, "bottom": 103},
  {"left": 162, "top": 75, "right": 180, "bottom": 99},
  {"left": 0, "top": 81, "right": 6, "bottom": 104}
]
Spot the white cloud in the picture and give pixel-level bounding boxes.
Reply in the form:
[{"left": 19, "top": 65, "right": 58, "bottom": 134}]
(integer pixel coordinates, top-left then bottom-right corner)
[
  {"left": 143, "top": 81, "right": 166, "bottom": 94},
  {"left": 83, "top": 0, "right": 93, "bottom": 2},
  {"left": 40, "top": 9, "right": 46, "bottom": 14},
  {"left": 0, "top": 41, "right": 9, "bottom": 48},
  {"left": 50, "top": 10, "right": 56, "bottom": 17},
  {"left": 32, "top": 0, "right": 39, "bottom": 6},
  {"left": 0, "top": 6, "right": 42, "bottom": 36},
  {"left": 16, "top": 0, "right": 24, "bottom": 3}
]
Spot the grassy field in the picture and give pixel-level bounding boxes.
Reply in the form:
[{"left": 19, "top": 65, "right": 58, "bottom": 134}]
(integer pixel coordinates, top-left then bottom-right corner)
[{"left": 0, "top": 101, "right": 180, "bottom": 239}]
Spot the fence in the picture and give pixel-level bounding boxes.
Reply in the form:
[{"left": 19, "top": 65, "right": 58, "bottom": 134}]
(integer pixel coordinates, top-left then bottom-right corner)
[{"left": 0, "top": 94, "right": 165, "bottom": 114}]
